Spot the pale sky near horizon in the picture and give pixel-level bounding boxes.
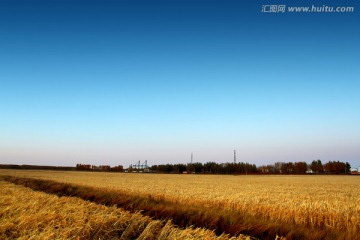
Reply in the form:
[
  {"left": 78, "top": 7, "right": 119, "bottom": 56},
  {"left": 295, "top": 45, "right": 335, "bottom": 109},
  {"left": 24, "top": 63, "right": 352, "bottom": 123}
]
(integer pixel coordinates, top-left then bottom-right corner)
[{"left": 0, "top": 0, "right": 359, "bottom": 168}]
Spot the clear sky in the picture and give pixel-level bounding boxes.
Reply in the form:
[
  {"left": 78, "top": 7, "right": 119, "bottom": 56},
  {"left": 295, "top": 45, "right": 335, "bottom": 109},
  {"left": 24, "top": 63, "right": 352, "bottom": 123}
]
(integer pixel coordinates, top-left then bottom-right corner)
[{"left": 0, "top": 0, "right": 359, "bottom": 168}]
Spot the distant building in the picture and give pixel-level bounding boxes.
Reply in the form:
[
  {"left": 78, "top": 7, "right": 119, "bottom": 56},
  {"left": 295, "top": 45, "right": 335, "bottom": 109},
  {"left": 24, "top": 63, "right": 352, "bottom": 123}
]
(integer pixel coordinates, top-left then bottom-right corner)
[
  {"left": 127, "top": 160, "right": 149, "bottom": 173},
  {"left": 350, "top": 167, "right": 360, "bottom": 175}
]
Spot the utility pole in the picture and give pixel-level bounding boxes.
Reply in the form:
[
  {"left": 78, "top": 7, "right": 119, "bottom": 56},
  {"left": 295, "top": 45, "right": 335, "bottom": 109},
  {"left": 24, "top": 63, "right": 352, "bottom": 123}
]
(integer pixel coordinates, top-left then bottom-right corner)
[
  {"left": 234, "top": 150, "right": 236, "bottom": 164},
  {"left": 187, "top": 153, "right": 194, "bottom": 174}
]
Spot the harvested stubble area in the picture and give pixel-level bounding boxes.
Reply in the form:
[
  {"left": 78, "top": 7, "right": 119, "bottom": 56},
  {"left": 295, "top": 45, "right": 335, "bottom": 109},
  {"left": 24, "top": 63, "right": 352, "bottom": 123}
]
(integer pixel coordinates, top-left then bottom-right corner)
[
  {"left": 0, "top": 180, "right": 251, "bottom": 240},
  {"left": 1, "top": 170, "right": 359, "bottom": 239}
]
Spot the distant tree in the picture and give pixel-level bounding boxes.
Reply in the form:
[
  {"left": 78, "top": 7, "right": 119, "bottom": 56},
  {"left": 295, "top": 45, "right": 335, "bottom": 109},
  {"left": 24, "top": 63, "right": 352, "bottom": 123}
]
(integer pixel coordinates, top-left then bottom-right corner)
[
  {"left": 173, "top": 164, "right": 187, "bottom": 173},
  {"left": 150, "top": 165, "right": 158, "bottom": 172},
  {"left": 76, "top": 164, "right": 91, "bottom": 171},
  {"left": 111, "top": 165, "right": 123, "bottom": 172},
  {"left": 346, "top": 162, "right": 351, "bottom": 174},
  {"left": 249, "top": 163, "right": 258, "bottom": 174},
  {"left": 294, "top": 162, "right": 307, "bottom": 174},
  {"left": 310, "top": 159, "right": 324, "bottom": 173},
  {"left": 187, "top": 163, "right": 194, "bottom": 173},
  {"left": 204, "top": 162, "right": 219, "bottom": 174},
  {"left": 274, "top": 162, "right": 284, "bottom": 174},
  {"left": 281, "top": 162, "right": 294, "bottom": 174},
  {"left": 166, "top": 164, "right": 174, "bottom": 173},
  {"left": 258, "top": 165, "right": 274, "bottom": 174},
  {"left": 191, "top": 162, "right": 203, "bottom": 173},
  {"left": 324, "top": 161, "right": 349, "bottom": 174},
  {"left": 242, "top": 162, "right": 257, "bottom": 174},
  {"left": 151, "top": 164, "right": 168, "bottom": 173}
]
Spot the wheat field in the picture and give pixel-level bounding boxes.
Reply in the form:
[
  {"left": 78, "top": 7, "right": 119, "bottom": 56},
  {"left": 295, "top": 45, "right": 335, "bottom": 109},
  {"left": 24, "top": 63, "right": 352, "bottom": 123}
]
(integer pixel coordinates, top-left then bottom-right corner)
[
  {"left": 1, "top": 169, "right": 359, "bottom": 239},
  {"left": 0, "top": 179, "right": 252, "bottom": 240}
]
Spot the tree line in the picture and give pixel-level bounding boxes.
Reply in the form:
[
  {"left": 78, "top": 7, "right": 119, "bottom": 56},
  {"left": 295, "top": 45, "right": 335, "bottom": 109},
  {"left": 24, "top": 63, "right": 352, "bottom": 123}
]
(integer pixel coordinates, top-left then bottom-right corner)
[
  {"left": 0, "top": 164, "right": 76, "bottom": 171},
  {"left": 0, "top": 164, "right": 124, "bottom": 172},
  {"left": 147, "top": 162, "right": 257, "bottom": 174},
  {"left": 148, "top": 160, "right": 352, "bottom": 175},
  {"left": 0, "top": 160, "right": 352, "bottom": 175},
  {"left": 76, "top": 164, "right": 123, "bottom": 172}
]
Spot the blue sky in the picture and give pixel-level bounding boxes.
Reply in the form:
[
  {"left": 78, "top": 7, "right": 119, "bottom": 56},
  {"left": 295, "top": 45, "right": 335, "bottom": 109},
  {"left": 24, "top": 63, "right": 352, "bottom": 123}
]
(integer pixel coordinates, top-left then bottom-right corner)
[{"left": 0, "top": 0, "right": 359, "bottom": 168}]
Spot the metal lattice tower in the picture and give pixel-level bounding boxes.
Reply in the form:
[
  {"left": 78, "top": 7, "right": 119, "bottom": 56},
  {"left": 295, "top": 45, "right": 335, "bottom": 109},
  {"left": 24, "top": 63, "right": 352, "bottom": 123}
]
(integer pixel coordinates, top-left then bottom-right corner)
[
  {"left": 130, "top": 160, "right": 149, "bottom": 170},
  {"left": 234, "top": 150, "right": 236, "bottom": 164}
]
